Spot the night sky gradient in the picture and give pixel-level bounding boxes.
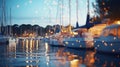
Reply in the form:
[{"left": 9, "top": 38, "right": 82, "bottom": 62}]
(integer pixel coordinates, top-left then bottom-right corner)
[{"left": 0, "top": 0, "right": 95, "bottom": 27}]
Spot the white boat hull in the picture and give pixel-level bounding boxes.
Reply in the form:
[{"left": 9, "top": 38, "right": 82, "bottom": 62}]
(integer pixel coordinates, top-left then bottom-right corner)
[
  {"left": 48, "top": 39, "right": 64, "bottom": 47},
  {"left": 0, "top": 36, "right": 9, "bottom": 44},
  {"left": 94, "top": 36, "right": 120, "bottom": 54},
  {"left": 63, "top": 37, "right": 94, "bottom": 49}
]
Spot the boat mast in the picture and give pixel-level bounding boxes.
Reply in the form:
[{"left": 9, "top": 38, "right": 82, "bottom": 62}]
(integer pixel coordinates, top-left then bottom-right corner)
[
  {"left": 48, "top": 5, "right": 51, "bottom": 36},
  {"left": 2, "top": 0, "right": 6, "bottom": 35},
  {"left": 76, "top": 0, "right": 79, "bottom": 28},
  {"left": 54, "top": 0, "right": 59, "bottom": 33},
  {"left": 76, "top": 0, "right": 78, "bottom": 23},
  {"left": 86, "top": 0, "right": 90, "bottom": 28},
  {"left": 2, "top": 0, "right": 5, "bottom": 26},
  {"left": 59, "top": 0, "right": 62, "bottom": 29},
  {"left": 10, "top": 8, "right": 12, "bottom": 36},
  {"left": 58, "top": 0, "right": 63, "bottom": 32},
  {"left": 55, "top": 0, "right": 62, "bottom": 33},
  {"left": 62, "top": 0, "right": 64, "bottom": 26},
  {"left": 87, "top": 0, "right": 90, "bottom": 15},
  {"left": 69, "top": 0, "right": 71, "bottom": 25},
  {"left": 0, "top": 8, "right": 1, "bottom": 33}
]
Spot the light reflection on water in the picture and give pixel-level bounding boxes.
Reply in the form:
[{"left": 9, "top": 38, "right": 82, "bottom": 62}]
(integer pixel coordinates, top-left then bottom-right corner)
[{"left": 0, "top": 39, "right": 120, "bottom": 67}]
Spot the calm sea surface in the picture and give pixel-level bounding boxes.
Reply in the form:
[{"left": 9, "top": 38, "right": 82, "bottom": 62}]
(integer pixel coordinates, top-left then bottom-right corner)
[{"left": 0, "top": 39, "right": 120, "bottom": 67}]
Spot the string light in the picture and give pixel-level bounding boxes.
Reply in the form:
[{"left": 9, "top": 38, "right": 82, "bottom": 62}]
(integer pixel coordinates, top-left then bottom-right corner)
[
  {"left": 110, "top": 43, "right": 113, "bottom": 46},
  {"left": 112, "top": 49, "right": 115, "bottom": 52},
  {"left": 80, "top": 45, "right": 82, "bottom": 47},
  {"left": 102, "top": 40, "right": 104, "bottom": 43},
  {"left": 65, "top": 41, "right": 68, "bottom": 45},
  {"left": 97, "top": 45, "right": 100, "bottom": 47},
  {"left": 72, "top": 43, "right": 74, "bottom": 45},
  {"left": 102, "top": 2, "right": 105, "bottom": 5},
  {"left": 104, "top": 43, "right": 107, "bottom": 46}
]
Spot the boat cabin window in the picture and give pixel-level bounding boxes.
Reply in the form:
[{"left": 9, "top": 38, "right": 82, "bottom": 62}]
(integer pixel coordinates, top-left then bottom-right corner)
[
  {"left": 109, "top": 28, "right": 117, "bottom": 36},
  {"left": 76, "top": 28, "right": 87, "bottom": 37},
  {"left": 102, "top": 29, "right": 109, "bottom": 36},
  {"left": 118, "top": 27, "right": 120, "bottom": 38},
  {"left": 102, "top": 25, "right": 120, "bottom": 37}
]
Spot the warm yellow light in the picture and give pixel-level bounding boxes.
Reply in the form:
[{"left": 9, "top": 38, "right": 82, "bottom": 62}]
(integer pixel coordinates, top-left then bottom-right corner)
[
  {"left": 64, "top": 30, "right": 66, "bottom": 32},
  {"left": 90, "top": 58, "right": 95, "bottom": 64},
  {"left": 70, "top": 59, "right": 79, "bottom": 67},
  {"left": 45, "top": 43, "right": 49, "bottom": 52},
  {"left": 116, "top": 21, "right": 120, "bottom": 24},
  {"left": 73, "top": 32, "right": 78, "bottom": 35},
  {"left": 88, "top": 24, "right": 107, "bottom": 37},
  {"left": 114, "top": 20, "right": 120, "bottom": 24},
  {"left": 65, "top": 41, "right": 68, "bottom": 45}
]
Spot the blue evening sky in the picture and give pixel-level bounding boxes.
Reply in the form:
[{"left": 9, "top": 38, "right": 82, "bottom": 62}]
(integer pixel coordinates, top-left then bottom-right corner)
[{"left": 1, "top": 0, "right": 96, "bottom": 27}]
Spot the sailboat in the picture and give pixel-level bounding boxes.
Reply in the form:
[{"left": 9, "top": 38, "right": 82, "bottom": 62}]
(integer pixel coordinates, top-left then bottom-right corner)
[
  {"left": 0, "top": 33, "right": 9, "bottom": 44},
  {"left": 94, "top": 23, "right": 120, "bottom": 54},
  {"left": 0, "top": 0, "right": 9, "bottom": 44},
  {"left": 48, "top": 0, "right": 65, "bottom": 46},
  {"left": 8, "top": 8, "right": 16, "bottom": 44},
  {"left": 63, "top": 0, "right": 94, "bottom": 49},
  {"left": 48, "top": 0, "right": 78, "bottom": 47}
]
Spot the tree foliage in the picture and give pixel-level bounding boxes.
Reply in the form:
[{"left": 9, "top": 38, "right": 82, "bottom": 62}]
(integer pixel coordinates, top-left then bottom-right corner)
[{"left": 95, "top": 0, "right": 120, "bottom": 20}]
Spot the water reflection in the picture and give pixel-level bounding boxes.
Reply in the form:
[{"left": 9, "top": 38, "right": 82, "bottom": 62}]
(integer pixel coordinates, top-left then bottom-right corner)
[
  {"left": 8, "top": 41, "right": 16, "bottom": 58},
  {"left": 54, "top": 47, "right": 95, "bottom": 67},
  {"left": 95, "top": 52, "right": 120, "bottom": 67},
  {"left": 0, "top": 39, "right": 120, "bottom": 67}
]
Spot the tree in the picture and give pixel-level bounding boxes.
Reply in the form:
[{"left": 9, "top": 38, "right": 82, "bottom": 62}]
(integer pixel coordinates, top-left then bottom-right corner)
[
  {"left": 38, "top": 27, "right": 45, "bottom": 36},
  {"left": 19, "top": 24, "right": 26, "bottom": 36},
  {"left": 95, "top": 0, "right": 120, "bottom": 21},
  {"left": 94, "top": 0, "right": 110, "bottom": 19},
  {"left": 12, "top": 24, "right": 20, "bottom": 36},
  {"left": 32, "top": 25, "right": 40, "bottom": 36},
  {"left": 109, "top": 0, "right": 120, "bottom": 20}
]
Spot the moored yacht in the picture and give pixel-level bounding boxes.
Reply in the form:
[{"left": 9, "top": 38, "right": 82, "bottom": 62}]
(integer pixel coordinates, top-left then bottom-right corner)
[
  {"left": 63, "top": 0, "right": 94, "bottom": 49},
  {"left": 48, "top": 33, "right": 65, "bottom": 47},
  {"left": 63, "top": 28, "right": 94, "bottom": 49},
  {"left": 8, "top": 36, "right": 16, "bottom": 43},
  {"left": 48, "top": 24, "right": 77, "bottom": 47},
  {"left": 0, "top": 34, "right": 9, "bottom": 44},
  {"left": 94, "top": 24, "right": 120, "bottom": 54}
]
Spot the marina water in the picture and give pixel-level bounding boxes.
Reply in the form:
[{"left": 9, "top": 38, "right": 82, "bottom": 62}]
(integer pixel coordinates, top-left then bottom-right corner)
[{"left": 0, "top": 39, "right": 120, "bottom": 67}]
